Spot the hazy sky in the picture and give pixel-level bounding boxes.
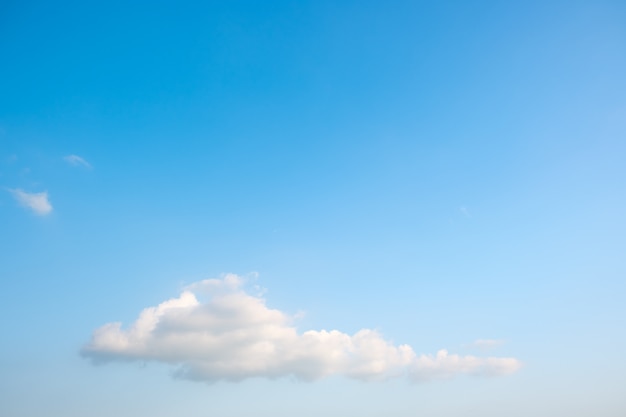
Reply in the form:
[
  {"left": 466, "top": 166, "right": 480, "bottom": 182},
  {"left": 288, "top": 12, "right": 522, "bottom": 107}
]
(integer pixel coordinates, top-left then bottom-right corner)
[{"left": 1, "top": 1, "right": 625, "bottom": 416}]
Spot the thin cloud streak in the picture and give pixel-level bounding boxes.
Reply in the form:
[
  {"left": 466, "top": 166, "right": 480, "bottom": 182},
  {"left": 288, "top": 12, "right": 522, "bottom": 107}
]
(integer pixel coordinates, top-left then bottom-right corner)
[
  {"left": 64, "top": 154, "right": 91, "bottom": 168},
  {"left": 464, "top": 339, "right": 506, "bottom": 351},
  {"left": 83, "top": 274, "right": 522, "bottom": 383},
  {"left": 8, "top": 188, "right": 53, "bottom": 215}
]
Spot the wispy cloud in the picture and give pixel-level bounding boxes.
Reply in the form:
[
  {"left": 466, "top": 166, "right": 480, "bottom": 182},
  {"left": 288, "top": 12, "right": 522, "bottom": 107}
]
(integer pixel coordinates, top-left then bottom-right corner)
[
  {"left": 64, "top": 154, "right": 91, "bottom": 168},
  {"left": 83, "top": 274, "right": 522, "bottom": 383},
  {"left": 8, "top": 188, "right": 53, "bottom": 215},
  {"left": 465, "top": 339, "right": 506, "bottom": 351}
]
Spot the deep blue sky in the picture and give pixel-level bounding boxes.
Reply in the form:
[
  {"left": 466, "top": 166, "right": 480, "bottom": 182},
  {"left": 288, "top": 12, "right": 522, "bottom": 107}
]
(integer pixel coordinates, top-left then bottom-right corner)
[{"left": 1, "top": 1, "right": 625, "bottom": 416}]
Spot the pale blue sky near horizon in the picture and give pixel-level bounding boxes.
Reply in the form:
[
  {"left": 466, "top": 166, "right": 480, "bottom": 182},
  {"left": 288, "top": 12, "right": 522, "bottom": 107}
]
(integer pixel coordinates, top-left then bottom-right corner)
[{"left": 1, "top": 1, "right": 626, "bottom": 416}]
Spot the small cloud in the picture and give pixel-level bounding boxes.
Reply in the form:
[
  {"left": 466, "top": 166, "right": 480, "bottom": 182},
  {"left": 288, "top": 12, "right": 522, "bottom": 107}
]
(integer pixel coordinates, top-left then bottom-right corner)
[
  {"left": 464, "top": 339, "right": 506, "bottom": 351},
  {"left": 82, "top": 274, "right": 522, "bottom": 384},
  {"left": 64, "top": 154, "right": 91, "bottom": 168},
  {"left": 8, "top": 188, "right": 53, "bottom": 215},
  {"left": 460, "top": 206, "right": 471, "bottom": 218}
]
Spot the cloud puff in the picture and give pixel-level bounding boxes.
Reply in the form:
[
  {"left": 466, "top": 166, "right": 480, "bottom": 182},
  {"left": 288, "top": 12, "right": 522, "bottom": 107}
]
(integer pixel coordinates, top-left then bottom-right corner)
[
  {"left": 82, "top": 274, "right": 521, "bottom": 383},
  {"left": 9, "top": 189, "right": 53, "bottom": 215},
  {"left": 64, "top": 154, "right": 91, "bottom": 168}
]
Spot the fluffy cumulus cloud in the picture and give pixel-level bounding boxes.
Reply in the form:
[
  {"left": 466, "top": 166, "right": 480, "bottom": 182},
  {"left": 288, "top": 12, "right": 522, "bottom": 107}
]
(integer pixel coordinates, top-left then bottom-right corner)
[
  {"left": 9, "top": 188, "right": 53, "bottom": 215},
  {"left": 64, "top": 154, "right": 91, "bottom": 168},
  {"left": 82, "top": 274, "right": 521, "bottom": 383}
]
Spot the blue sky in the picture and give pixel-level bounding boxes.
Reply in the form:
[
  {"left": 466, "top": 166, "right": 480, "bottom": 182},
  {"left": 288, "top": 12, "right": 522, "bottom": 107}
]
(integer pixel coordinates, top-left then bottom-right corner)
[{"left": 1, "top": 1, "right": 625, "bottom": 415}]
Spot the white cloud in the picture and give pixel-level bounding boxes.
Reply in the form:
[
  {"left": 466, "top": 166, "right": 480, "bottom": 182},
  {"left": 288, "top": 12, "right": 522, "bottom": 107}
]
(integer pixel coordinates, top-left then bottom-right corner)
[
  {"left": 9, "top": 188, "right": 53, "bottom": 215},
  {"left": 64, "top": 154, "right": 91, "bottom": 168},
  {"left": 82, "top": 274, "right": 522, "bottom": 383}
]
